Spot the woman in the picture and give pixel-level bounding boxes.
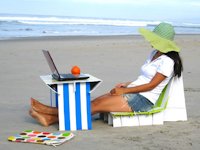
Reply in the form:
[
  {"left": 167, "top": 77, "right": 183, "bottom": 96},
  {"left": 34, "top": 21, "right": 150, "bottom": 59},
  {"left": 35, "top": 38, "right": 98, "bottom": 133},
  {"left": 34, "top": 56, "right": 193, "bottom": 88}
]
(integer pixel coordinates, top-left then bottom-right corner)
[{"left": 30, "top": 22, "right": 183, "bottom": 126}]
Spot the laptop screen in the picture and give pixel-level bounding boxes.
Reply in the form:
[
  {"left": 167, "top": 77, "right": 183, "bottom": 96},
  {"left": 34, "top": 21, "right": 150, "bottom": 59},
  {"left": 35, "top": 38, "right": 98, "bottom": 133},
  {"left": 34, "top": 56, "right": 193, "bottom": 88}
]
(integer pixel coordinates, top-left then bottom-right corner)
[{"left": 42, "top": 50, "right": 60, "bottom": 77}]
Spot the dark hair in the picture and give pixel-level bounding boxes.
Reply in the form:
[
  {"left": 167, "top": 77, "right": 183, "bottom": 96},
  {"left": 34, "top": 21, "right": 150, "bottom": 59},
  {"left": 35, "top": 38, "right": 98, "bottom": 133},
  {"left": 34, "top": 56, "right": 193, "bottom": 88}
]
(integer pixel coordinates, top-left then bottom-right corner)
[{"left": 165, "top": 51, "right": 183, "bottom": 77}]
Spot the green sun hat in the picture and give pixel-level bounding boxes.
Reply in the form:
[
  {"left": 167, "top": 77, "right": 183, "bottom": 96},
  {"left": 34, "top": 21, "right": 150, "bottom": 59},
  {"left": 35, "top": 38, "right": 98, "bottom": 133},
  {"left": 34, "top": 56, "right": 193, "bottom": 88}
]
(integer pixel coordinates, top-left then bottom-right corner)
[{"left": 139, "top": 22, "right": 180, "bottom": 53}]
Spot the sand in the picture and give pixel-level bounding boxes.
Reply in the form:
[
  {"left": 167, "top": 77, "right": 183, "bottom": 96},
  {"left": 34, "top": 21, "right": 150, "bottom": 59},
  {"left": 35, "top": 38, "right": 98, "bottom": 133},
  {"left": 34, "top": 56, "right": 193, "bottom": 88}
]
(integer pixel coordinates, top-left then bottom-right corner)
[{"left": 0, "top": 35, "right": 200, "bottom": 150}]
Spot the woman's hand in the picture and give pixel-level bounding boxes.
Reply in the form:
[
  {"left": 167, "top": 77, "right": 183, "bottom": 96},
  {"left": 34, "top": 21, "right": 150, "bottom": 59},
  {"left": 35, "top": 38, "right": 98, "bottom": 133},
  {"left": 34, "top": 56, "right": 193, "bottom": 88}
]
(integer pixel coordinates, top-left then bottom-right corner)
[
  {"left": 115, "top": 82, "right": 130, "bottom": 88},
  {"left": 110, "top": 87, "right": 125, "bottom": 95}
]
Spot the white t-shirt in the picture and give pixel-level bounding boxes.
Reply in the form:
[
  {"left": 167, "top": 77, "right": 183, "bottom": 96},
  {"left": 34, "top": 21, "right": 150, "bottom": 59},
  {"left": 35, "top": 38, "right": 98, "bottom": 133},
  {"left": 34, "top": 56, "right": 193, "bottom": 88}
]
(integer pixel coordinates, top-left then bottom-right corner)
[{"left": 128, "top": 50, "right": 174, "bottom": 104}]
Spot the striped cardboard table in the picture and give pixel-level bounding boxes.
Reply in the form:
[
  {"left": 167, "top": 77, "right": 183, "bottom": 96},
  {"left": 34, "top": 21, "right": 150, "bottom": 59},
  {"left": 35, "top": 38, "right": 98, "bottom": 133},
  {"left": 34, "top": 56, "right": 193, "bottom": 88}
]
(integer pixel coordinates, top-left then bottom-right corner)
[{"left": 40, "top": 74, "right": 102, "bottom": 131}]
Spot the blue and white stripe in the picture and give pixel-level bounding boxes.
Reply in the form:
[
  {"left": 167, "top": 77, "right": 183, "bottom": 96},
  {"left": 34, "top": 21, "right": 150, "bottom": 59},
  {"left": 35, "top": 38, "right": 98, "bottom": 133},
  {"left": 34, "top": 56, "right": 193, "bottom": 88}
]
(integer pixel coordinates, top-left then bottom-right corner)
[{"left": 57, "top": 82, "right": 91, "bottom": 131}]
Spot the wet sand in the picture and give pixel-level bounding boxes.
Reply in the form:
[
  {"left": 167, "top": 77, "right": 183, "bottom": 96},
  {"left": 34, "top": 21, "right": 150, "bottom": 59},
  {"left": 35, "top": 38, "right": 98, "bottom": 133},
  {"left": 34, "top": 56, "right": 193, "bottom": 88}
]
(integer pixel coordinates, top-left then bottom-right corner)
[{"left": 0, "top": 35, "right": 200, "bottom": 150}]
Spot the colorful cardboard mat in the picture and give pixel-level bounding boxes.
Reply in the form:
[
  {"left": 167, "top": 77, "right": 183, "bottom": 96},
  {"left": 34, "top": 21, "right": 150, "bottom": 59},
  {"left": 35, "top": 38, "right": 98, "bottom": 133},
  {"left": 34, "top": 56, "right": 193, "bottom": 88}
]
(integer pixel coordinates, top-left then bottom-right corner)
[{"left": 8, "top": 130, "right": 75, "bottom": 147}]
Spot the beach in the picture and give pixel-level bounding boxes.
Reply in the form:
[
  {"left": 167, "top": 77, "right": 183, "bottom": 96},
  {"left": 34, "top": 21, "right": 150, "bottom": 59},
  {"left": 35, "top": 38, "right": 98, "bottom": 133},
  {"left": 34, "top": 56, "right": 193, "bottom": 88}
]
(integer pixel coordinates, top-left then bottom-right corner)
[{"left": 0, "top": 35, "right": 200, "bottom": 150}]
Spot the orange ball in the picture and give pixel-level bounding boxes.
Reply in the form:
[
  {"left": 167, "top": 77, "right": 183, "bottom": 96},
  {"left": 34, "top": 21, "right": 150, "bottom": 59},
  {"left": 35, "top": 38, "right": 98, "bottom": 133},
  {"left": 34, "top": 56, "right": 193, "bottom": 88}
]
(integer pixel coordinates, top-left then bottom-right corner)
[{"left": 71, "top": 66, "right": 81, "bottom": 75}]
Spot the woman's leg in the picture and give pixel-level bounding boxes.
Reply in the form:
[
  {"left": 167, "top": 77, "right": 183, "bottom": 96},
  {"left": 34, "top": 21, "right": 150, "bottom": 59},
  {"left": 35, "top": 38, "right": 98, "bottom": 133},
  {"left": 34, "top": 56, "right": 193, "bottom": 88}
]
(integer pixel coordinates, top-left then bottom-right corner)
[
  {"left": 29, "top": 98, "right": 58, "bottom": 126},
  {"left": 91, "top": 93, "right": 132, "bottom": 115},
  {"left": 29, "top": 93, "right": 132, "bottom": 126},
  {"left": 31, "top": 98, "right": 58, "bottom": 115},
  {"left": 29, "top": 108, "right": 58, "bottom": 127}
]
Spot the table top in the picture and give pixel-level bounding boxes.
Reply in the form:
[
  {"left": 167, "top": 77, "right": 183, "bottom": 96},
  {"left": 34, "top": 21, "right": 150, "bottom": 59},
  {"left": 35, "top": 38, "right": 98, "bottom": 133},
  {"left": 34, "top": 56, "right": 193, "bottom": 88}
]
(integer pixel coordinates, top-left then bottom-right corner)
[
  {"left": 40, "top": 74, "right": 102, "bottom": 84},
  {"left": 40, "top": 74, "right": 102, "bottom": 93}
]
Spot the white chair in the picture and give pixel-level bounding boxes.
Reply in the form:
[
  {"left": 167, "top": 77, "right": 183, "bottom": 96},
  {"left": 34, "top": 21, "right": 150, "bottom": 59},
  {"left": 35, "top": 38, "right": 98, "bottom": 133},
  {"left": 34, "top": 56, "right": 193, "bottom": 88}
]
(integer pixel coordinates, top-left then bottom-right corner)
[{"left": 103, "top": 75, "right": 187, "bottom": 127}]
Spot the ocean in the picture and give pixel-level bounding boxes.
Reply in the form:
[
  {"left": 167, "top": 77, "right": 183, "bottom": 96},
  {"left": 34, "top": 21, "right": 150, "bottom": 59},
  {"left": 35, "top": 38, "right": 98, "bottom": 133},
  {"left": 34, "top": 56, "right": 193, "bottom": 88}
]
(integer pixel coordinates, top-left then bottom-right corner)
[{"left": 0, "top": 14, "right": 200, "bottom": 40}]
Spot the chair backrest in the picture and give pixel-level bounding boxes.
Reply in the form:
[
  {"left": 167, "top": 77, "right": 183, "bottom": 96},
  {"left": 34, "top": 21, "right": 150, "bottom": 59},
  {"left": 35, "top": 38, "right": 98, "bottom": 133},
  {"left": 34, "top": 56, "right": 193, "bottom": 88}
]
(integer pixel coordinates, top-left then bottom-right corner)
[
  {"left": 153, "top": 77, "right": 174, "bottom": 109},
  {"left": 111, "top": 77, "right": 175, "bottom": 116}
]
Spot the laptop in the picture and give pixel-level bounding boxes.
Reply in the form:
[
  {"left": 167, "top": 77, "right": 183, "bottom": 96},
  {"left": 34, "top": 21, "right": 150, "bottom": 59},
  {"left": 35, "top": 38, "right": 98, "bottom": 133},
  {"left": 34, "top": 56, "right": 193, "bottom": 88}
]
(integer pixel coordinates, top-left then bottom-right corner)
[{"left": 42, "top": 50, "right": 89, "bottom": 81}]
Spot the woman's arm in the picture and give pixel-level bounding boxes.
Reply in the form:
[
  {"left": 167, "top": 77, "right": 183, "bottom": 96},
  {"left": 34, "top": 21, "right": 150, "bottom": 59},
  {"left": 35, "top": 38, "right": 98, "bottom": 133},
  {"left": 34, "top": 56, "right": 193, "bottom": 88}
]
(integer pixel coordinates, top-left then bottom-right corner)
[
  {"left": 110, "top": 72, "right": 166, "bottom": 95},
  {"left": 115, "top": 82, "right": 132, "bottom": 88}
]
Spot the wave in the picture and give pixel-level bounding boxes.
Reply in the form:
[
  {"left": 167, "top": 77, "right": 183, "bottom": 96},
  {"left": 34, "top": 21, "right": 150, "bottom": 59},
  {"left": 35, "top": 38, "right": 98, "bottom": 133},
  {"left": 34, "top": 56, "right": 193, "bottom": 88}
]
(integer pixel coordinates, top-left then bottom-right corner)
[
  {"left": 1, "top": 14, "right": 200, "bottom": 39},
  {"left": 0, "top": 16, "right": 160, "bottom": 27},
  {"left": 1, "top": 15, "right": 200, "bottom": 28},
  {"left": 177, "top": 23, "right": 200, "bottom": 28},
  {"left": 147, "top": 22, "right": 200, "bottom": 29}
]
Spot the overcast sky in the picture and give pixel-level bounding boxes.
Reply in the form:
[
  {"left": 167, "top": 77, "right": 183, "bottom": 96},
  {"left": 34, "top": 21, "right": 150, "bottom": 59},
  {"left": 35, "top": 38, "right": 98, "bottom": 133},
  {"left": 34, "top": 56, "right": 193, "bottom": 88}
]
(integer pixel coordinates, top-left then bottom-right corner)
[{"left": 0, "top": 0, "right": 200, "bottom": 22}]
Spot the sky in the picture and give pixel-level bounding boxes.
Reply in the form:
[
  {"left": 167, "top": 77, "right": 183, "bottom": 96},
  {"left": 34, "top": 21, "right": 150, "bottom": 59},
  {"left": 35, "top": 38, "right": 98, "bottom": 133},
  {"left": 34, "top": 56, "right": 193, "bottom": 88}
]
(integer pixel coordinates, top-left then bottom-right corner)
[{"left": 0, "top": 0, "right": 200, "bottom": 22}]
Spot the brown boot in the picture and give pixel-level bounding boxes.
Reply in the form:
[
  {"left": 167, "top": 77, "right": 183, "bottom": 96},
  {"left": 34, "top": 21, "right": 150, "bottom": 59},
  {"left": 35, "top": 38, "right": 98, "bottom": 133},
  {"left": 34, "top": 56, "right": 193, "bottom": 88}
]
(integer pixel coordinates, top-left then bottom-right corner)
[
  {"left": 29, "top": 108, "right": 58, "bottom": 127},
  {"left": 31, "top": 97, "right": 58, "bottom": 115}
]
